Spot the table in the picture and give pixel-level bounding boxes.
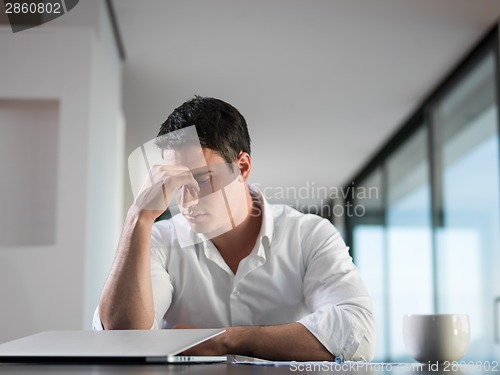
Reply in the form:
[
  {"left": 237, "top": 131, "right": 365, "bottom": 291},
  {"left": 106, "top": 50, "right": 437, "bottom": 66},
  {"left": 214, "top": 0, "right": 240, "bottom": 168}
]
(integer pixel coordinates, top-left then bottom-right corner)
[{"left": 0, "top": 361, "right": 494, "bottom": 375}]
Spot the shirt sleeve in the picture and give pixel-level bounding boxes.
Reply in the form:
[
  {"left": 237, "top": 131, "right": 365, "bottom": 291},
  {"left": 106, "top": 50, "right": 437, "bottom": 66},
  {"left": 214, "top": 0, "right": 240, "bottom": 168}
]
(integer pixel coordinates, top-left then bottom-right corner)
[
  {"left": 297, "top": 217, "right": 376, "bottom": 361},
  {"left": 92, "top": 307, "right": 105, "bottom": 330}
]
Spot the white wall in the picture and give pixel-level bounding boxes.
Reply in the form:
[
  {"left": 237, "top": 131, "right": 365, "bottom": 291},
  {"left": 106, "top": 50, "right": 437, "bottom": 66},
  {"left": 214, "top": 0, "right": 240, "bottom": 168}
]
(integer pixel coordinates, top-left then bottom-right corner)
[
  {"left": 84, "top": 0, "right": 124, "bottom": 329},
  {"left": 0, "top": 1, "right": 123, "bottom": 343}
]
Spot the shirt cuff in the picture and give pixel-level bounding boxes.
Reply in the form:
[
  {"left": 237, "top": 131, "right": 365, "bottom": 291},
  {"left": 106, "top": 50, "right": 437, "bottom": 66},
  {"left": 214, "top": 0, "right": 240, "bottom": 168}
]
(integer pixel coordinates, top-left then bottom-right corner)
[
  {"left": 92, "top": 307, "right": 158, "bottom": 330},
  {"left": 298, "top": 305, "right": 367, "bottom": 361},
  {"left": 92, "top": 307, "right": 105, "bottom": 330}
]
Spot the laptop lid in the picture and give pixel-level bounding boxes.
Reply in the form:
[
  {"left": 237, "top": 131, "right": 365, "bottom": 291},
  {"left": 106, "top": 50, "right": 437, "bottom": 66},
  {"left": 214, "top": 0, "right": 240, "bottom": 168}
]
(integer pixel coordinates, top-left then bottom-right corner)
[{"left": 0, "top": 329, "right": 226, "bottom": 363}]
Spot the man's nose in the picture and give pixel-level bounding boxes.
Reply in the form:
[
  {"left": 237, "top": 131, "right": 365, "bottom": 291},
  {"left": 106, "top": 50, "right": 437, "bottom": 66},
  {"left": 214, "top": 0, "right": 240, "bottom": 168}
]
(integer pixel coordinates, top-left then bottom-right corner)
[{"left": 179, "top": 185, "right": 199, "bottom": 207}]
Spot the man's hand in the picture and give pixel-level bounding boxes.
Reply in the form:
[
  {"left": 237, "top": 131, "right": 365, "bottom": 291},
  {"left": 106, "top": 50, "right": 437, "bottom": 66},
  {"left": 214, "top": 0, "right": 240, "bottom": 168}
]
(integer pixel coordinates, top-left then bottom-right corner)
[{"left": 133, "top": 165, "right": 200, "bottom": 222}]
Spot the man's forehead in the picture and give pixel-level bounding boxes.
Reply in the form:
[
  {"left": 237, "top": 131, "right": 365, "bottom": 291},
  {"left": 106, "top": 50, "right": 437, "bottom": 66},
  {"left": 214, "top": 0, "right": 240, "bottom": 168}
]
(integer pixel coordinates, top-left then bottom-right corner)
[
  {"left": 162, "top": 145, "right": 206, "bottom": 169},
  {"left": 162, "top": 146, "right": 225, "bottom": 169}
]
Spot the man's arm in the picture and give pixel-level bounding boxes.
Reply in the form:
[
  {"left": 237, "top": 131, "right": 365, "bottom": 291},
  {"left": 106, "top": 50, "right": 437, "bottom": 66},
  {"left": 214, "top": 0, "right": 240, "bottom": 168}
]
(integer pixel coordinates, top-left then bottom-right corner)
[
  {"left": 179, "top": 323, "right": 333, "bottom": 361},
  {"left": 296, "top": 218, "right": 376, "bottom": 361},
  {"left": 98, "top": 206, "right": 156, "bottom": 330},
  {"left": 98, "top": 165, "right": 199, "bottom": 330}
]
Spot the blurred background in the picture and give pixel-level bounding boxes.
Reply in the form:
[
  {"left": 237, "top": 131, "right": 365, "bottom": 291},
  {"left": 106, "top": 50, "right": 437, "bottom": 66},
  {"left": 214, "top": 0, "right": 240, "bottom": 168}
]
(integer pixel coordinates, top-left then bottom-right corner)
[{"left": 0, "top": 0, "right": 499, "bottom": 362}]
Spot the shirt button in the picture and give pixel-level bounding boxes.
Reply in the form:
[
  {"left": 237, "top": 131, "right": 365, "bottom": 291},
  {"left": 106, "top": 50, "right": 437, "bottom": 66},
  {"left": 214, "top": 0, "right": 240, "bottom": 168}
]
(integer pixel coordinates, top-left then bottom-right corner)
[{"left": 232, "top": 290, "right": 240, "bottom": 297}]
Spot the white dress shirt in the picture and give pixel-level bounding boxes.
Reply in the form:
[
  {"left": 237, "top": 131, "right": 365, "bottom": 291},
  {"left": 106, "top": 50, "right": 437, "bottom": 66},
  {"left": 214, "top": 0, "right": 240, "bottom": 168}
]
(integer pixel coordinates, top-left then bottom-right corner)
[{"left": 93, "top": 188, "right": 375, "bottom": 361}]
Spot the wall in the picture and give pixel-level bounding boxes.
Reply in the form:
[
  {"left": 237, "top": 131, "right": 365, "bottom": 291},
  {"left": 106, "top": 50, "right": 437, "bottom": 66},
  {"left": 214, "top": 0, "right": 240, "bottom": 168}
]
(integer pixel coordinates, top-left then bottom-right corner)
[
  {"left": 84, "top": 0, "right": 124, "bottom": 329},
  {"left": 0, "top": 1, "right": 123, "bottom": 343}
]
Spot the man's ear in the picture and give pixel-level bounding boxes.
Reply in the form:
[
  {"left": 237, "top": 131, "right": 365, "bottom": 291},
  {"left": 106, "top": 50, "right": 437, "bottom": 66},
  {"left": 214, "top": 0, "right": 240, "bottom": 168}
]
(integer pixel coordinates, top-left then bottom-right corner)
[{"left": 236, "top": 152, "right": 252, "bottom": 181}]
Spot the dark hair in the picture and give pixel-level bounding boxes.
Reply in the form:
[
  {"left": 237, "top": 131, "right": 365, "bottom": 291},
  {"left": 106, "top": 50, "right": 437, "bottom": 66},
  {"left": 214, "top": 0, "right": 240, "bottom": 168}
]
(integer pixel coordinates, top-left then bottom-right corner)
[{"left": 156, "top": 96, "right": 251, "bottom": 163}]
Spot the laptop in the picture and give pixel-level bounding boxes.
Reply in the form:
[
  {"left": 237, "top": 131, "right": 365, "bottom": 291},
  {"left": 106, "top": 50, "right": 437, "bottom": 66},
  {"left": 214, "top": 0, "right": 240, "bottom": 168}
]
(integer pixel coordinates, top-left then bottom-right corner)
[{"left": 0, "top": 329, "right": 227, "bottom": 364}]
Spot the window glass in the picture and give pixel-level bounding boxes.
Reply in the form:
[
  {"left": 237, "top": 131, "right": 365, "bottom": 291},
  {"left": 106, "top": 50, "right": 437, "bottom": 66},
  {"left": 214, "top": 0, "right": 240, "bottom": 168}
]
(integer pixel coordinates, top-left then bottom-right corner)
[
  {"left": 386, "top": 126, "right": 433, "bottom": 361},
  {"left": 433, "top": 52, "right": 500, "bottom": 361},
  {"left": 347, "top": 39, "right": 500, "bottom": 363},
  {"left": 353, "top": 169, "right": 386, "bottom": 360}
]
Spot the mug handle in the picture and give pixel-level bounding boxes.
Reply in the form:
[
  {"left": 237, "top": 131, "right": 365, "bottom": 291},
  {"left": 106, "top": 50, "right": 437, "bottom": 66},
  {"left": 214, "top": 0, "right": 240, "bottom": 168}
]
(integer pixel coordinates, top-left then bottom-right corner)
[{"left": 495, "top": 296, "right": 500, "bottom": 344}]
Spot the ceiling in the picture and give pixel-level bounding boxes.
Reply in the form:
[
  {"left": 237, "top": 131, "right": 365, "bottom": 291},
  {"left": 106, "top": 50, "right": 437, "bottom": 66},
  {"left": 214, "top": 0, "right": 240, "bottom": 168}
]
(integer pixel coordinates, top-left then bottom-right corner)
[{"left": 113, "top": 0, "right": 500, "bottom": 205}]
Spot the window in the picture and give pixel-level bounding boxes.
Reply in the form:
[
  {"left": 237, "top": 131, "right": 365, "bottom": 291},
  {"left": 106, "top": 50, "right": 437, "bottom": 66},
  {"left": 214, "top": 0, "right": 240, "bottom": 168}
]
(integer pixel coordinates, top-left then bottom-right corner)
[
  {"left": 352, "top": 169, "right": 386, "bottom": 360},
  {"left": 432, "top": 52, "right": 500, "bottom": 360},
  {"left": 345, "top": 26, "right": 500, "bottom": 361},
  {"left": 386, "top": 126, "right": 433, "bottom": 360}
]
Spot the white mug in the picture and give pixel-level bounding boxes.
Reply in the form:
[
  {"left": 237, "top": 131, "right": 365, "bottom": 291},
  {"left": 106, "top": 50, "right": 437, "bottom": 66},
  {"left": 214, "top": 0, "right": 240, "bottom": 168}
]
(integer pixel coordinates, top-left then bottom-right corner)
[{"left": 403, "top": 314, "right": 470, "bottom": 363}]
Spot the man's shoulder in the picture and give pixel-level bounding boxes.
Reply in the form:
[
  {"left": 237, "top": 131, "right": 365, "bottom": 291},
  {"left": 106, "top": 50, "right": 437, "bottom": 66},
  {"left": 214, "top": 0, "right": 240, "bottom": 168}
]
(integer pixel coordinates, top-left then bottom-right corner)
[
  {"left": 269, "top": 203, "right": 326, "bottom": 223},
  {"left": 267, "top": 204, "right": 343, "bottom": 258},
  {"left": 150, "top": 216, "right": 179, "bottom": 248},
  {"left": 268, "top": 203, "right": 332, "bottom": 236},
  {"left": 151, "top": 213, "right": 201, "bottom": 250},
  {"left": 152, "top": 213, "right": 189, "bottom": 231},
  {"left": 152, "top": 217, "right": 175, "bottom": 233}
]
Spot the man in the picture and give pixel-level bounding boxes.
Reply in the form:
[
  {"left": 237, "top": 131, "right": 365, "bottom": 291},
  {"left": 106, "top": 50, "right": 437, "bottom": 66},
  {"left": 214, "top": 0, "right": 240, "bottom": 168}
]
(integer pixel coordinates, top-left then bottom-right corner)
[{"left": 94, "top": 96, "right": 375, "bottom": 361}]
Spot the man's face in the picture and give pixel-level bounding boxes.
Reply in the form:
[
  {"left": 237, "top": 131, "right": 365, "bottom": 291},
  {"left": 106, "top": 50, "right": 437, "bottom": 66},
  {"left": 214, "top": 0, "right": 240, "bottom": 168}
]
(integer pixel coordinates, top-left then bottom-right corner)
[{"left": 163, "top": 145, "right": 248, "bottom": 236}]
